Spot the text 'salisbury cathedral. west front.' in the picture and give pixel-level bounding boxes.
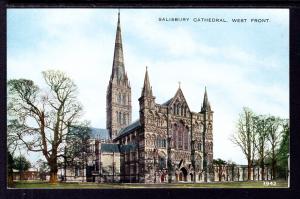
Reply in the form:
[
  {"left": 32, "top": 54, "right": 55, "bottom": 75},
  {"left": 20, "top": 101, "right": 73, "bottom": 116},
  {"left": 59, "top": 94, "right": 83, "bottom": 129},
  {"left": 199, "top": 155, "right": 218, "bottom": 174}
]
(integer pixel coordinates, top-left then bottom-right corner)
[{"left": 66, "top": 12, "right": 214, "bottom": 183}]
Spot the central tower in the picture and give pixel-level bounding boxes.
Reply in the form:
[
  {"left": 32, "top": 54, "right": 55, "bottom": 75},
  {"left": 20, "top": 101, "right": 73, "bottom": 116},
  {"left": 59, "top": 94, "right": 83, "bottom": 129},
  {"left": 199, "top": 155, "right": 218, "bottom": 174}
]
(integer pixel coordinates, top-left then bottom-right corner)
[{"left": 106, "top": 11, "right": 132, "bottom": 139}]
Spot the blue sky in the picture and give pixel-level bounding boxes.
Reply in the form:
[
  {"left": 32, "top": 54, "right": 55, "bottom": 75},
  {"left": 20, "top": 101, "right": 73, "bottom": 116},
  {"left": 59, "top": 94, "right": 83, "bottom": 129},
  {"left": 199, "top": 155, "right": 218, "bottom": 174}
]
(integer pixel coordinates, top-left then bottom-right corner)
[{"left": 7, "top": 9, "right": 289, "bottom": 165}]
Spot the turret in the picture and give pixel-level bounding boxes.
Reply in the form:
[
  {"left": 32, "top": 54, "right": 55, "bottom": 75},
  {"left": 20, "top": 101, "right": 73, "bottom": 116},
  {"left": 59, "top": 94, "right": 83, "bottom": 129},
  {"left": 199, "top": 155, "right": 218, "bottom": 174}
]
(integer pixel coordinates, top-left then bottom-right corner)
[{"left": 139, "top": 67, "right": 156, "bottom": 125}]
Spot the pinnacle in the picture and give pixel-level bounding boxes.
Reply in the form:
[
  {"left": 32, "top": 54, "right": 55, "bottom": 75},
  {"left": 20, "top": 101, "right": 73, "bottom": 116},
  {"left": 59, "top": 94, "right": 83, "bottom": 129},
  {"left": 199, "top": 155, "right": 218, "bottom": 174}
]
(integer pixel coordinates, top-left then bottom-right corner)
[
  {"left": 141, "top": 66, "right": 153, "bottom": 97},
  {"left": 201, "top": 86, "right": 211, "bottom": 112}
]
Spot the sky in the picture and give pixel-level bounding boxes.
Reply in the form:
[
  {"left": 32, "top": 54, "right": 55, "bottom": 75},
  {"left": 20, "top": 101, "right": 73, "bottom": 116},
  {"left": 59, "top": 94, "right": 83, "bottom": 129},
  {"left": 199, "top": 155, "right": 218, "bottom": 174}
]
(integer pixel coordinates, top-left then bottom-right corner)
[{"left": 7, "top": 8, "right": 289, "bottom": 165}]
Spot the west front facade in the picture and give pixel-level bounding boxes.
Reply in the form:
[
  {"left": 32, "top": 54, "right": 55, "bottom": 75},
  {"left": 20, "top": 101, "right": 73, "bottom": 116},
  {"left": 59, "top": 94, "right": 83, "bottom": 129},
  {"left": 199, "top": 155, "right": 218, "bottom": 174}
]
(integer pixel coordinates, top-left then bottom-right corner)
[{"left": 62, "top": 12, "right": 214, "bottom": 184}]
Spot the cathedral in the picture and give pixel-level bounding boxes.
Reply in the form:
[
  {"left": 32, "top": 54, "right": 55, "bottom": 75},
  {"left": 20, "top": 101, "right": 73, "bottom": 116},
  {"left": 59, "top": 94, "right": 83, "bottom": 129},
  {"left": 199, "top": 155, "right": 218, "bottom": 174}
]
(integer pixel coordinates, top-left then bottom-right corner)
[{"left": 64, "top": 12, "right": 214, "bottom": 183}]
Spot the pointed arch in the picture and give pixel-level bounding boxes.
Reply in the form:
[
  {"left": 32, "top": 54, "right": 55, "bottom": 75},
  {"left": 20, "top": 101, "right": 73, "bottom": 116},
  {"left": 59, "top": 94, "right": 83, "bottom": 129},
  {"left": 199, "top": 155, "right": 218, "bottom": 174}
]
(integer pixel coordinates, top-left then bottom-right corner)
[
  {"left": 119, "top": 112, "right": 122, "bottom": 124},
  {"left": 118, "top": 93, "right": 122, "bottom": 104},
  {"left": 123, "top": 112, "right": 126, "bottom": 124},
  {"left": 123, "top": 93, "right": 126, "bottom": 105}
]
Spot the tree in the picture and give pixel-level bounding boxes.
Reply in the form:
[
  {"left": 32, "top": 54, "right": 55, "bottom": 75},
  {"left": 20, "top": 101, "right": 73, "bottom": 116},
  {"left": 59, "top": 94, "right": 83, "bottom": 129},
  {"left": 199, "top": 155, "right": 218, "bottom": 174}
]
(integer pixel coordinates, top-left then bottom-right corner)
[
  {"left": 277, "top": 120, "right": 289, "bottom": 179},
  {"left": 62, "top": 123, "right": 91, "bottom": 181},
  {"left": 7, "top": 118, "right": 21, "bottom": 186},
  {"left": 13, "top": 155, "right": 31, "bottom": 181},
  {"left": 13, "top": 155, "right": 31, "bottom": 172},
  {"left": 7, "top": 70, "right": 83, "bottom": 183},
  {"left": 266, "top": 117, "right": 284, "bottom": 179},
  {"left": 231, "top": 107, "right": 256, "bottom": 180},
  {"left": 36, "top": 159, "right": 49, "bottom": 181},
  {"left": 253, "top": 115, "right": 271, "bottom": 180},
  {"left": 213, "top": 158, "right": 227, "bottom": 181},
  {"left": 7, "top": 151, "right": 15, "bottom": 187},
  {"left": 65, "top": 123, "right": 91, "bottom": 164},
  {"left": 227, "top": 160, "right": 236, "bottom": 181}
]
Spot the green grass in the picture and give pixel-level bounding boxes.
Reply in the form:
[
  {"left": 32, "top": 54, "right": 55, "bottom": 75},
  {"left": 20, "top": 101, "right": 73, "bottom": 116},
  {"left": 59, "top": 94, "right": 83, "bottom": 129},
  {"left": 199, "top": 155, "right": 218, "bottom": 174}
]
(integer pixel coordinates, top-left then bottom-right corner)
[{"left": 10, "top": 180, "right": 288, "bottom": 189}]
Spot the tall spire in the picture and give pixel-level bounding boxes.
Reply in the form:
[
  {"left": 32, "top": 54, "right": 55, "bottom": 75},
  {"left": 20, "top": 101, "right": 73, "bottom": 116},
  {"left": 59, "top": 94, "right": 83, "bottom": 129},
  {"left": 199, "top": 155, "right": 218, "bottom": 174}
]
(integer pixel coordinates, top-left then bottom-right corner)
[
  {"left": 111, "top": 10, "right": 125, "bottom": 81},
  {"left": 141, "top": 66, "right": 153, "bottom": 97},
  {"left": 201, "top": 87, "right": 211, "bottom": 112}
]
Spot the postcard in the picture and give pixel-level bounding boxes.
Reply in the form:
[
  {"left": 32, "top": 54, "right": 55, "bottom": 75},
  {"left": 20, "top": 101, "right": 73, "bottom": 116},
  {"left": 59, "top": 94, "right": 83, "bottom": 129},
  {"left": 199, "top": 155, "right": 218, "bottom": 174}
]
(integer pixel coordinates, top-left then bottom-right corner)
[{"left": 6, "top": 8, "right": 289, "bottom": 189}]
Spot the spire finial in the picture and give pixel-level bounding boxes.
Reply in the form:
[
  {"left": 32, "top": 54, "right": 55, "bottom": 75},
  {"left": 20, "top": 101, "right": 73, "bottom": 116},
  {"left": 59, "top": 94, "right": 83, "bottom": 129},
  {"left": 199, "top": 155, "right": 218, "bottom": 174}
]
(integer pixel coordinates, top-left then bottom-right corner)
[{"left": 178, "top": 81, "right": 181, "bottom": 88}]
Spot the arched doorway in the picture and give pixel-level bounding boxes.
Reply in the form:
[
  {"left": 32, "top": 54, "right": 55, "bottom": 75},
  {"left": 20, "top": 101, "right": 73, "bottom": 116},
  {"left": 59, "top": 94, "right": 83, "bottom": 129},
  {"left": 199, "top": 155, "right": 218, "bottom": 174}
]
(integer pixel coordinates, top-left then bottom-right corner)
[{"left": 180, "top": 167, "right": 188, "bottom": 182}]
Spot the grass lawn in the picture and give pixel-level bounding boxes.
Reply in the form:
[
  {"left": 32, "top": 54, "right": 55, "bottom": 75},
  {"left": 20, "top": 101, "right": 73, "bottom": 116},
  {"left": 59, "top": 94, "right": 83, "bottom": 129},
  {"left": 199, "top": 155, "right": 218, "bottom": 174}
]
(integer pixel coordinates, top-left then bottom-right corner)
[{"left": 11, "top": 180, "right": 288, "bottom": 189}]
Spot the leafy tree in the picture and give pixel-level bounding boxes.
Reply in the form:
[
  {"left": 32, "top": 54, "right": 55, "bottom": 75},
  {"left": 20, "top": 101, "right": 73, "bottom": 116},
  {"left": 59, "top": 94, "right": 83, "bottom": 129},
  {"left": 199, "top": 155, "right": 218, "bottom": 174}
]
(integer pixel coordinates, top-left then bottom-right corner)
[
  {"left": 231, "top": 107, "right": 256, "bottom": 180},
  {"left": 276, "top": 119, "right": 289, "bottom": 179},
  {"left": 65, "top": 122, "right": 91, "bottom": 164},
  {"left": 13, "top": 155, "right": 31, "bottom": 171},
  {"left": 13, "top": 155, "right": 31, "bottom": 180},
  {"left": 266, "top": 116, "right": 283, "bottom": 179},
  {"left": 253, "top": 115, "right": 270, "bottom": 180},
  {"left": 213, "top": 158, "right": 227, "bottom": 181},
  {"left": 7, "top": 70, "right": 83, "bottom": 183},
  {"left": 226, "top": 160, "right": 236, "bottom": 181},
  {"left": 62, "top": 123, "right": 91, "bottom": 180},
  {"left": 7, "top": 151, "right": 14, "bottom": 187}
]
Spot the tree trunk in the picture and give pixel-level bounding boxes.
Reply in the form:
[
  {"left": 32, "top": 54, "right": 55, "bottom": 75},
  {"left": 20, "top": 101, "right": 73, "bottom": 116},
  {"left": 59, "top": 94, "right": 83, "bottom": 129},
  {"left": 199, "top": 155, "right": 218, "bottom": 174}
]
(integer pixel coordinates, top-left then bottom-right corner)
[
  {"left": 8, "top": 172, "right": 14, "bottom": 187},
  {"left": 272, "top": 159, "right": 276, "bottom": 180},
  {"left": 247, "top": 162, "right": 251, "bottom": 180},
  {"left": 231, "top": 166, "right": 234, "bottom": 181},
  {"left": 49, "top": 168, "right": 58, "bottom": 184},
  {"left": 261, "top": 159, "right": 265, "bottom": 180},
  {"left": 252, "top": 166, "right": 255, "bottom": 180},
  {"left": 49, "top": 158, "right": 58, "bottom": 184},
  {"left": 219, "top": 166, "right": 221, "bottom": 181}
]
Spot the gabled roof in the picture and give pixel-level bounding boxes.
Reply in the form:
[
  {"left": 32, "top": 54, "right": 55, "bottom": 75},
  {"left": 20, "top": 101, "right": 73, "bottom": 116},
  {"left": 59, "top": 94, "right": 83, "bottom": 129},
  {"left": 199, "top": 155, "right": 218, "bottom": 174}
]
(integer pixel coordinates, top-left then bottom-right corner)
[
  {"left": 90, "top": 128, "right": 109, "bottom": 140},
  {"left": 164, "top": 87, "right": 190, "bottom": 111},
  {"left": 162, "top": 97, "right": 173, "bottom": 106},
  {"left": 116, "top": 120, "right": 141, "bottom": 139}
]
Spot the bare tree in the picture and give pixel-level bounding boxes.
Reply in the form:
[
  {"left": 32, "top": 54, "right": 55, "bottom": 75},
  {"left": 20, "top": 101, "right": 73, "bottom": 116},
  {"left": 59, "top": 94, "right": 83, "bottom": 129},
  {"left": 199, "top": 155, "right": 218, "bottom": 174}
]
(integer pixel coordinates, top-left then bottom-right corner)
[
  {"left": 7, "top": 70, "right": 83, "bottom": 183},
  {"left": 230, "top": 107, "right": 256, "bottom": 180}
]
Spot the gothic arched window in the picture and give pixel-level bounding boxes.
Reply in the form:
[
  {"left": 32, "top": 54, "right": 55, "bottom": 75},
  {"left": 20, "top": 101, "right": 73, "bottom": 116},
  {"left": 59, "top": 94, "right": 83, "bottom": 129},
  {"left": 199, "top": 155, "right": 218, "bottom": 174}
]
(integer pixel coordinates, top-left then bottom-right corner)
[
  {"left": 173, "top": 104, "right": 176, "bottom": 115},
  {"left": 116, "top": 111, "right": 119, "bottom": 123},
  {"left": 118, "top": 93, "right": 122, "bottom": 104},
  {"left": 173, "top": 123, "right": 177, "bottom": 148},
  {"left": 198, "top": 142, "right": 202, "bottom": 151},
  {"left": 123, "top": 113, "right": 126, "bottom": 125},
  {"left": 159, "top": 156, "right": 166, "bottom": 169},
  {"left": 178, "top": 123, "right": 183, "bottom": 149},
  {"left": 184, "top": 127, "right": 189, "bottom": 150},
  {"left": 123, "top": 94, "right": 126, "bottom": 105},
  {"left": 119, "top": 112, "right": 122, "bottom": 124}
]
